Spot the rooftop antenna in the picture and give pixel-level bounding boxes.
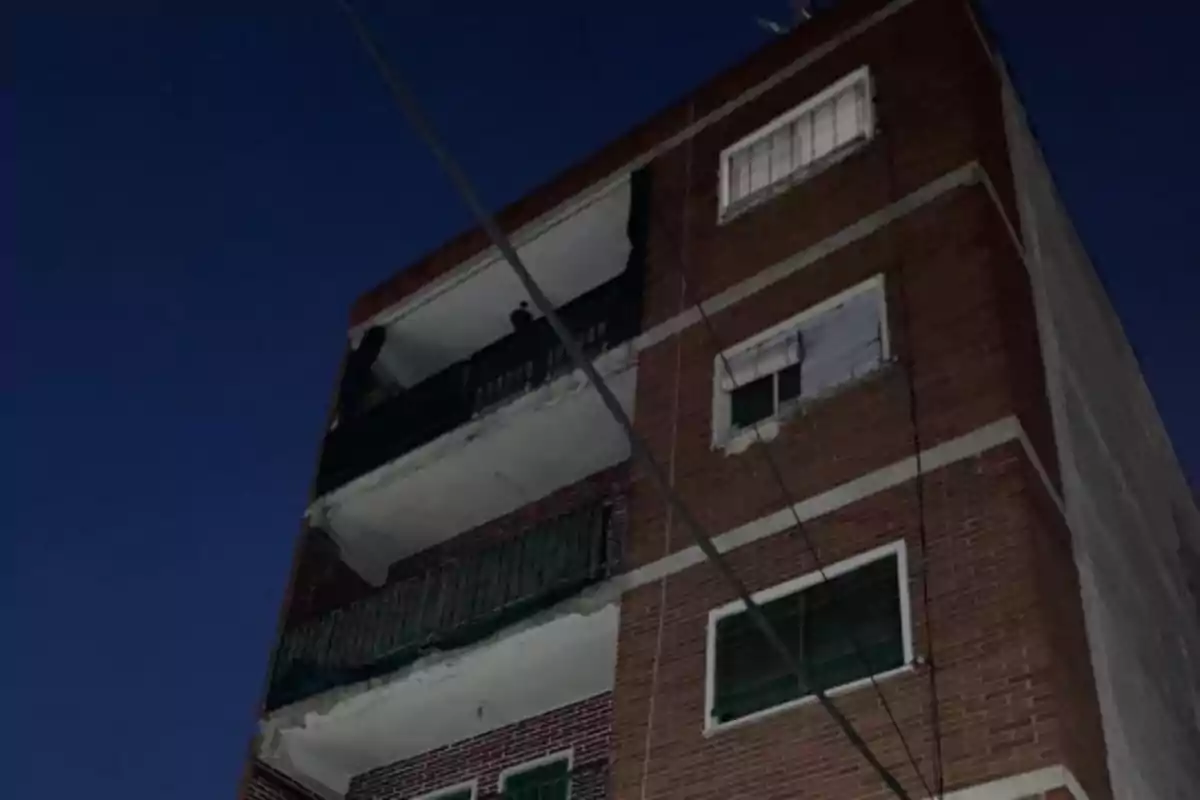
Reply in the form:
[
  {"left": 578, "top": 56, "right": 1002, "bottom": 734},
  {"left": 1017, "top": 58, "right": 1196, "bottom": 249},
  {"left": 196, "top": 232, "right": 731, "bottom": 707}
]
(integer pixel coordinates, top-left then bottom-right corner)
[
  {"left": 755, "top": 17, "right": 788, "bottom": 34},
  {"left": 791, "top": 0, "right": 815, "bottom": 22},
  {"left": 755, "top": 0, "right": 814, "bottom": 35}
]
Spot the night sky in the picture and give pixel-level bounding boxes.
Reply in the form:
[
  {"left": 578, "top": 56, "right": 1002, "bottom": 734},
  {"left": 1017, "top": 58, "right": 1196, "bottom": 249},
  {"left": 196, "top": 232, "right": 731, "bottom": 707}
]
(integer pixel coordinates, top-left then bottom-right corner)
[{"left": 7, "top": 1, "right": 1198, "bottom": 798}]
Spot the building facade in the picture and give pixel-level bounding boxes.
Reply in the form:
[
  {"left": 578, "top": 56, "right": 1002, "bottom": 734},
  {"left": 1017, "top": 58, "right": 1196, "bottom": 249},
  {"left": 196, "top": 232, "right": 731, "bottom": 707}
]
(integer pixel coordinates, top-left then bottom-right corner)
[{"left": 239, "top": 1, "right": 1200, "bottom": 799}]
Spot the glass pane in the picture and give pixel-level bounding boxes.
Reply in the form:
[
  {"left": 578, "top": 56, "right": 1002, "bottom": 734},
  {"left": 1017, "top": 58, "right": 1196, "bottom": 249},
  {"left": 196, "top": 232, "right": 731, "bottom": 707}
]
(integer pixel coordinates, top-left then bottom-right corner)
[
  {"left": 748, "top": 139, "right": 771, "bottom": 193},
  {"left": 729, "top": 150, "right": 750, "bottom": 204},
  {"left": 834, "top": 85, "right": 861, "bottom": 146},
  {"left": 769, "top": 124, "right": 793, "bottom": 183},
  {"left": 730, "top": 374, "right": 775, "bottom": 429},
  {"left": 792, "top": 114, "right": 812, "bottom": 169},
  {"left": 777, "top": 363, "right": 802, "bottom": 404},
  {"left": 712, "top": 555, "right": 903, "bottom": 723},
  {"left": 812, "top": 100, "right": 836, "bottom": 161},
  {"left": 503, "top": 759, "right": 570, "bottom": 800},
  {"left": 805, "top": 556, "right": 904, "bottom": 690},
  {"left": 714, "top": 595, "right": 804, "bottom": 722}
]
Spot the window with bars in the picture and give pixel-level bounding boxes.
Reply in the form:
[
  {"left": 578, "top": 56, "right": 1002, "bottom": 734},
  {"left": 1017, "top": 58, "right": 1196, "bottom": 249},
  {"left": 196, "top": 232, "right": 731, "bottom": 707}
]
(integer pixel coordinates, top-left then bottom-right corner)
[
  {"left": 720, "top": 67, "right": 874, "bottom": 215},
  {"left": 501, "top": 756, "right": 571, "bottom": 800},
  {"left": 707, "top": 544, "right": 909, "bottom": 727},
  {"left": 713, "top": 276, "right": 887, "bottom": 448}
]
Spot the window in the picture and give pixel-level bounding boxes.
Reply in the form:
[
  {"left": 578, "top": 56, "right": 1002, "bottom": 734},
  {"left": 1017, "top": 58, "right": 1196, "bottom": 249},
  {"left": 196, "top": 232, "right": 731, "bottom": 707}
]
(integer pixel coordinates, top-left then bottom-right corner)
[
  {"left": 413, "top": 781, "right": 477, "bottom": 800},
  {"left": 713, "top": 276, "right": 888, "bottom": 450},
  {"left": 500, "top": 753, "right": 572, "bottom": 800},
  {"left": 706, "top": 542, "right": 911, "bottom": 729},
  {"left": 720, "top": 67, "right": 874, "bottom": 216}
]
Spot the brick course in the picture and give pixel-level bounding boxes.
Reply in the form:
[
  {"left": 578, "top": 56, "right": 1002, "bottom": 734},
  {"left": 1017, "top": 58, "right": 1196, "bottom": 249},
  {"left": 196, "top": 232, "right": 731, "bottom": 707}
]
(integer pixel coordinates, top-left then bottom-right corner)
[
  {"left": 247, "top": 2, "right": 1117, "bottom": 799},
  {"left": 241, "top": 760, "right": 323, "bottom": 800},
  {"left": 626, "top": 184, "right": 1055, "bottom": 569},
  {"left": 348, "top": 694, "right": 612, "bottom": 800},
  {"left": 611, "top": 444, "right": 1107, "bottom": 800}
]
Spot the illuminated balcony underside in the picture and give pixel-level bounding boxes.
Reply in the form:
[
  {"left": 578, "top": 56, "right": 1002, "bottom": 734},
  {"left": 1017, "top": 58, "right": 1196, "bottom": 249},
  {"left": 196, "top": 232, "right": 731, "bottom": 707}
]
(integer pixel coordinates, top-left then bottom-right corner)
[
  {"left": 311, "top": 346, "right": 636, "bottom": 584},
  {"left": 367, "top": 181, "right": 633, "bottom": 388},
  {"left": 259, "top": 603, "right": 618, "bottom": 797}
]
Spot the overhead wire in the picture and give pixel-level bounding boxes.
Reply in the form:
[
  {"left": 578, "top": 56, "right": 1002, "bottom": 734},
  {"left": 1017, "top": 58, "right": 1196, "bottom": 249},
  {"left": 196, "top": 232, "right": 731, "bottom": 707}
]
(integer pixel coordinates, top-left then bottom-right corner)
[
  {"left": 331, "top": 2, "right": 918, "bottom": 798},
  {"left": 876, "top": 55, "right": 946, "bottom": 797},
  {"left": 643, "top": 199, "right": 935, "bottom": 799}
]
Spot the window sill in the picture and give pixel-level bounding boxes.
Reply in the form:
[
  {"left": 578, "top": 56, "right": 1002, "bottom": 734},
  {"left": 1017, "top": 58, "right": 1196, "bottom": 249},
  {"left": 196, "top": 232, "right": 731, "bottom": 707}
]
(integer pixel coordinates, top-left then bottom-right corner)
[{"left": 703, "top": 662, "right": 916, "bottom": 737}]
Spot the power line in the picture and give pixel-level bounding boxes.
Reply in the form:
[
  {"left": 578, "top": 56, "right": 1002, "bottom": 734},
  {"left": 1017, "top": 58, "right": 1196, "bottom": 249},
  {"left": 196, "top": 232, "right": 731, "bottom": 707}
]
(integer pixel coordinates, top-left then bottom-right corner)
[
  {"left": 330, "top": 2, "right": 915, "bottom": 798},
  {"left": 878, "top": 78, "right": 946, "bottom": 797},
  {"left": 644, "top": 200, "right": 935, "bottom": 798}
]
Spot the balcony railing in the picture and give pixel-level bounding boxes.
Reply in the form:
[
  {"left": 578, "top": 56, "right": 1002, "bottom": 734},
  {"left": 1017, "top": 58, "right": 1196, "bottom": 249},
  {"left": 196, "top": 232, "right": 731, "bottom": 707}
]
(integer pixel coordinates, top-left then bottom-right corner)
[
  {"left": 267, "top": 497, "right": 620, "bottom": 710},
  {"left": 315, "top": 269, "right": 643, "bottom": 498}
]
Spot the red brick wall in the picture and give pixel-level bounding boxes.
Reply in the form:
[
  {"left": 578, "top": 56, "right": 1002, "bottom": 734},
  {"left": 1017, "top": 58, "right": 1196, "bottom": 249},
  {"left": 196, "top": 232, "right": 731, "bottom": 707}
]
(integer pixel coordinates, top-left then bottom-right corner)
[
  {"left": 240, "top": 761, "right": 322, "bottom": 800},
  {"left": 627, "top": 184, "right": 1055, "bottom": 569},
  {"left": 348, "top": 694, "right": 612, "bottom": 800},
  {"left": 611, "top": 444, "right": 1109, "bottom": 800}
]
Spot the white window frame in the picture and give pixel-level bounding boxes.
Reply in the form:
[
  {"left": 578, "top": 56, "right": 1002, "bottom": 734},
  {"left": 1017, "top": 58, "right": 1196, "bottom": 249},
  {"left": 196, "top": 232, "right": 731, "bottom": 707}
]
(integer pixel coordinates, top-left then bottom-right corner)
[
  {"left": 711, "top": 274, "right": 890, "bottom": 453},
  {"left": 412, "top": 779, "right": 479, "bottom": 800},
  {"left": 497, "top": 749, "right": 574, "bottom": 799},
  {"left": 704, "top": 539, "right": 914, "bottom": 734},
  {"left": 718, "top": 66, "right": 875, "bottom": 218}
]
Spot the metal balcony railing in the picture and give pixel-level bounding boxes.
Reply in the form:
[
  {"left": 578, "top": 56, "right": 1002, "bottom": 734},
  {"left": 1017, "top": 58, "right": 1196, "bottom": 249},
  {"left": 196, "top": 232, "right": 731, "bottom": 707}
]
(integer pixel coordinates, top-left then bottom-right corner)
[
  {"left": 267, "top": 497, "right": 620, "bottom": 710},
  {"left": 315, "top": 269, "right": 643, "bottom": 498}
]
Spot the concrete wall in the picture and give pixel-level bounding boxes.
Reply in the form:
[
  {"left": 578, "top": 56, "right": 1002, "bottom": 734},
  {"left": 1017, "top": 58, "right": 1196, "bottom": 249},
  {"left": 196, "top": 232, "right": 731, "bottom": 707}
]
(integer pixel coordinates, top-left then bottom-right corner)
[{"left": 1001, "top": 66, "right": 1200, "bottom": 800}]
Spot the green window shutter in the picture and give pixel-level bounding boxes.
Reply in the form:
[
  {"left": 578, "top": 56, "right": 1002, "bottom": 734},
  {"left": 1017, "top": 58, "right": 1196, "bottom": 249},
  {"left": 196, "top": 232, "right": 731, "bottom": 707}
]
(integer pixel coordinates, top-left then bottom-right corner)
[
  {"left": 712, "top": 554, "right": 904, "bottom": 724},
  {"left": 502, "top": 759, "right": 570, "bottom": 800}
]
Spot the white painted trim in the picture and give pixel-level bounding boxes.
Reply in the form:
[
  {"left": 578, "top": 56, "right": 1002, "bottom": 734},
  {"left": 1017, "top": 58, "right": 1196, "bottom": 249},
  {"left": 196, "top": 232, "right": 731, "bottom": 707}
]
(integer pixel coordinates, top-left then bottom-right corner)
[
  {"left": 710, "top": 274, "right": 888, "bottom": 451},
  {"left": 633, "top": 162, "right": 982, "bottom": 354},
  {"left": 351, "top": 0, "right": 920, "bottom": 334},
  {"left": 707, "top": 663, "right": 915, "bottom": 736},
  {"left": 931, "top": 764, "right": 1090, "bottom": 800},
  {"left": 308, "top": 341, "right": 635, "bottom": 513},
  {"left": 412, "top": 778, "right": 479, "bottom": 800},
  {"left": 267, "top": 415, "right": 1048, "bottom": 724},
  {"left": 703, "top": 539, "right": 912, "bottom": 732},
  {"left": 496, "top": 748, "right": 574, "bottom": 796},
  {"left": 718, "top": 66, "right": 875, "bottom": 213},
  {"left": 722, "top": 273, "right": 887, "bottom": 362},
  {"left": 325, "top": 163, "right": 985, "bottom": 521}
]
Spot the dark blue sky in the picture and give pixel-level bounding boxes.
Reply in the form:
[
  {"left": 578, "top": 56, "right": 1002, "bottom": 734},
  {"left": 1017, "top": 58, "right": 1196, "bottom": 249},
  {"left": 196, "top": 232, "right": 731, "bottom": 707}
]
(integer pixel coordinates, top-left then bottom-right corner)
[{"left": 7, "top": 1, "right": 1198, "bottom": 798}]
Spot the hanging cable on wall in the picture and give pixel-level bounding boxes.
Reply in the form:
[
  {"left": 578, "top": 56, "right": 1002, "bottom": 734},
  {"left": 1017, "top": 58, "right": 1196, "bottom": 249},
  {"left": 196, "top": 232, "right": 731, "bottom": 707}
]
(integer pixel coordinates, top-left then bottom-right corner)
[{"left": 331, "top": 2, "right": 924, "bottom": 797}]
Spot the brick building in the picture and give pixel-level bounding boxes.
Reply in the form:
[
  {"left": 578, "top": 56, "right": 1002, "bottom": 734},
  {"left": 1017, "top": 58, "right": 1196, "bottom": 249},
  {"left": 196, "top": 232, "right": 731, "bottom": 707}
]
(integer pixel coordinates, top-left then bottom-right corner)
[{"left": 238, "top": 1, "right": 1200, "bottom": 799}]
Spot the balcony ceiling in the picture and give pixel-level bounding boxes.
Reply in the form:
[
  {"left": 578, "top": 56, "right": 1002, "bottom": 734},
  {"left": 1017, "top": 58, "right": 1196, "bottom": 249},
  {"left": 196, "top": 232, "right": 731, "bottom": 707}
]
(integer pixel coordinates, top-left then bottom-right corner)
[
  {"left": 259, "top": 603, "right": 618, "bottom": 797},
  {"left": 312, "top": 347, "right": 636, "bottom": 584},
  {"left": 371, "top": 181, "right": 632, "bottom": 388}
]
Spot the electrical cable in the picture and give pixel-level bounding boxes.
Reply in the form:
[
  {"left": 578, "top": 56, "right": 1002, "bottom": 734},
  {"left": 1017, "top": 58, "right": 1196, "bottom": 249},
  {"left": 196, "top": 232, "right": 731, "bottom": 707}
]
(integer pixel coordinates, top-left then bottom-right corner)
[
  {"left": 878, "top": 74, "right": 946, "bottom": 799},
  {"left": 330, "top": 1, "right": 916, "bottom": 797},
  {"left": 644, "top": 202, "right": 936, "bottom": 799}
]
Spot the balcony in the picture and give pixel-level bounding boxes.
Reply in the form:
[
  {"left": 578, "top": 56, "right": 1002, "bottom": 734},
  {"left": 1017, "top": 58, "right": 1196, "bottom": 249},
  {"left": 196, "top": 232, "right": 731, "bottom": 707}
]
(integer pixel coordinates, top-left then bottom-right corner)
[
  {"left": 309, "top": 174, "right": 649, "bottom": 583},
  {"left": 315, "top": 268, "right": 642, "bottom": 499},
  {"left": 268, "top": 496, "right": 619, "bottom": 711}
]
